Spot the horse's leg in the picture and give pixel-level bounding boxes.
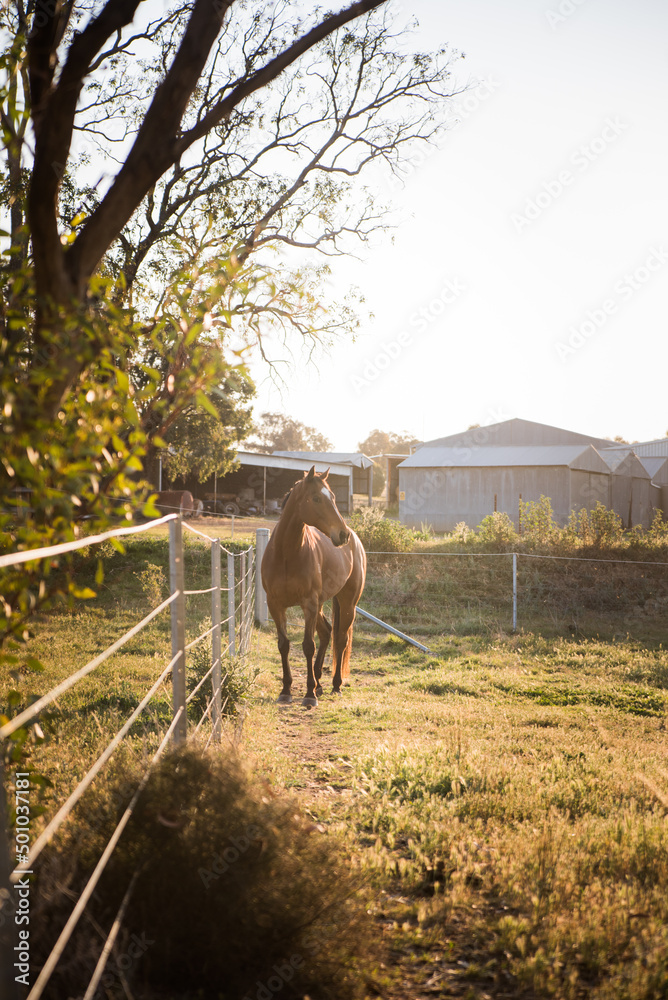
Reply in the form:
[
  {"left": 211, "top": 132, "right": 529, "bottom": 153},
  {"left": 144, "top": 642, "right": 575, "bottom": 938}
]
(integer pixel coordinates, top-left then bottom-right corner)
[
  {"left": 331, "top": 589, "right": 358, "bottom": 694},
  {"left": 268, "top": 601, "right": 292, "bottom": 703},
  {"left": 301, "top": 600, "right": 319, "bottom": 707},
  {"left": 313, "top": 609, "right": 332, "bottom": 698}
]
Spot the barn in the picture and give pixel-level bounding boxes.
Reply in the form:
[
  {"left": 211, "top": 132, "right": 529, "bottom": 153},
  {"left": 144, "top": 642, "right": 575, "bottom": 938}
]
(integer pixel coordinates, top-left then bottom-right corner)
[
  {"left": 272, "top": 452, "right": 375, "bottom": 504},
  {"left": 165, "top": 451, "right": 355, "bottom": 515},
  {"left": 398, "top": 418, "right": 665, "bottom": 532}
]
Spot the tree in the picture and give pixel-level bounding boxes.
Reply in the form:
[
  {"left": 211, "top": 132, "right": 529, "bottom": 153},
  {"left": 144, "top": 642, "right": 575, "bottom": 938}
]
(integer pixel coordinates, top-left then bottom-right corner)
[
  {"left": 246, "top": 413, "right": 333, "bottom": 454},
  {"left": 357, "top": 428, "right": 421, "bottom": 456},
  {"left": 0, "top": 0, "right": 461, "bottom": 649}
]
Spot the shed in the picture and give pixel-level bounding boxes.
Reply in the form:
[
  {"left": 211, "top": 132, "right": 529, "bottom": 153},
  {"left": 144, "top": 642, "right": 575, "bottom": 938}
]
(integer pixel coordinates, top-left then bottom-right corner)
[
  {"left": 398, "top": 445, "right": 612, "bottom": 532},
  {"left": 599, "top": 452, "right": 652, "bottom": 529},
  {"left": 638, "top": 456, "right": 668, "bottom": 521},
  {"left": 272, "top": 452, "right": 374, "bottom": 504},
  {"left": 424, "top": 417, "right": 613, "bottom": 450},
  {"left": 169, "top": 451, "right": 354, "bottom": 514}
]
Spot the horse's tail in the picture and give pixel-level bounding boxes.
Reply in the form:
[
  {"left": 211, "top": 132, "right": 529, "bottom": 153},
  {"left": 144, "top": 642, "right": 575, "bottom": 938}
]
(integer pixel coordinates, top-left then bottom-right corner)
[{"left": 331, "top": 595, "right": 353, "bottom": 679}]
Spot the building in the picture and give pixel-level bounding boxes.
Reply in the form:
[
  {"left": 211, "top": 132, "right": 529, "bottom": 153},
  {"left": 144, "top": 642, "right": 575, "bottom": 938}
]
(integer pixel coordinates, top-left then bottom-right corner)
[
  {"left": 398, "top": 419, "right": 666, "bottom": 532},
  {"left": 168, "top": 451, "right": 355, "bottom": 515},
  {"left": 272, "top": 452, "right": 375, "bottom": 504}
]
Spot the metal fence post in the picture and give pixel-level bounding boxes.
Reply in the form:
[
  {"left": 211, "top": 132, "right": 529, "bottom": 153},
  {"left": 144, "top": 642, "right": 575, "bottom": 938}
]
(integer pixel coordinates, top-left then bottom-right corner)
[
  {"left": 255, "top": 528, "right": 270, "bottom": 626},
  {"left": 512, "top": 552, "right": 518, "bottom": 633},
  {"left": 246, "top": 545, "right": 255, "bottom": 653},
  {"left": 227, "top": 552, "right": 236, "bottom": 657},
  {"left": 240, "top": 550, "right": 247, "bottom": 655},
  {"left": 169, "top": 517, "right": 187, "bottom": 743},
  {"left": 211, "top": 541, "right": 222, "bottom": 742}
]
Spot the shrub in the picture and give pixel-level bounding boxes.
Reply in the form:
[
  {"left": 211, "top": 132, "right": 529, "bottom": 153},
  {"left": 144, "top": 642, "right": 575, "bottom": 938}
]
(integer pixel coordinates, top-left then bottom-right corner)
[
  {"left": 32, "top": 746, "right": 375, "bottom": 999},
  {"left": 186, "top": 616, "right": 259, "bottom": 722},
  {"left": 348, "top": 505, "right": 424, "bottom": 552},
  {"left": 567, "top": 502, "right": 625, "bottom": 546},
  {"left": 519, "top": 495, "right": 558, "bottom": 544},
  {"left": 477, "top": 511, "right": 518, "bottom": 550}
]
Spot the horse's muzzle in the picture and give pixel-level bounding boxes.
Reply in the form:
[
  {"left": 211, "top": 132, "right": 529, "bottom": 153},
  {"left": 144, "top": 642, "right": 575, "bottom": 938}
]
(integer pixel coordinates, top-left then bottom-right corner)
[{"left": 331, "top": 528, "right": 350, "bottom": 547}]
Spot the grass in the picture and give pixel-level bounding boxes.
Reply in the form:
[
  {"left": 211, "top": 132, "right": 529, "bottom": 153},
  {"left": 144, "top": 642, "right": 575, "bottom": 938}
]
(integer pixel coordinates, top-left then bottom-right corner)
[{"left": 2, "top": 534, "right": 668, "bottom": 998}]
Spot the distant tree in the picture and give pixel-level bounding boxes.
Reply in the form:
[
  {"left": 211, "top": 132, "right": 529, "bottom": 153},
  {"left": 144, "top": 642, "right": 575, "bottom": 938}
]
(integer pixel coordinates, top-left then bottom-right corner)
[
  {"left": 246, "top": 412, "right": 333, "bottom": 453},
  {"left": 357, "top": 429, "right": 420, "bottom": 456},
  {"left": 612, "top": 435, "right": 629, "bottom": 444}
]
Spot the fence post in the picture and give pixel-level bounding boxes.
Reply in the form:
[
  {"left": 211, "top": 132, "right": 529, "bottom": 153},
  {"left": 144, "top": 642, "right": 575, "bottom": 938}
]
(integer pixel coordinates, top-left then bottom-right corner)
[
  {"left": 211, "top": 541, "right": 222, "bottom": 743},
  {"left": 246, "top": 546, "right": 255, "bottom": 653},
  {"left": 169, "top": 517, "right": 187, "bottom": 743},
  {"left": 240, "top": 550, "right": 247, "bottom": 654},
  {"left": 227, "top": 552, "right": 236, "bottom": 657},
  {"left": 512, "top": 552, "right": 518, "bottom": 633},
  {"left": 255, "top": 528, "right": 269, "bottom": 626}
]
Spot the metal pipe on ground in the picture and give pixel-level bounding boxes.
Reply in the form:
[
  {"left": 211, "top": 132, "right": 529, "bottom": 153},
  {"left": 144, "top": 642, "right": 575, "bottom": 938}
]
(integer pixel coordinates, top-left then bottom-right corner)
[{"left": 355, "top": 606, "right": 431, "bottom": 654}]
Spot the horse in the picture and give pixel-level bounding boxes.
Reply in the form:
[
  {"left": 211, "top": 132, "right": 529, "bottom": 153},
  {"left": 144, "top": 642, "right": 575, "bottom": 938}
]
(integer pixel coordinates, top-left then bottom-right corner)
[{"left": 260, "top": 466, "right": 367, "bottom": 707}]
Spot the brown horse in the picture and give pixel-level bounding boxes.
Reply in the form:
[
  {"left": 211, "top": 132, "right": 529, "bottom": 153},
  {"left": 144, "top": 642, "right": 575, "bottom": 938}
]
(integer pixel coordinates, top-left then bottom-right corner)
[{"left": 261, "top": 467, "right": 366, "bottom": 707}]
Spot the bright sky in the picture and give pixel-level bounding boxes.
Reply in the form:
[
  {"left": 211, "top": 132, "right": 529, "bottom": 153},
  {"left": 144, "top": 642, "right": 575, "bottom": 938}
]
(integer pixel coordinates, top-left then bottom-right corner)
[{"left": 250, "top": 0, "right": 668, "bottom": 451}]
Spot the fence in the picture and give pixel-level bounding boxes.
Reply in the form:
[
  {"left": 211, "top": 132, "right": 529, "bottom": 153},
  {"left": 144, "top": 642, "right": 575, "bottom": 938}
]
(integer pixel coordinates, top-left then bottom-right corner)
[
  {"left": 358, "top": 550, "right": 668, "bottom": 641},
  {"left": 0, "top": 513, "right": 257, "bottom": 1000}
]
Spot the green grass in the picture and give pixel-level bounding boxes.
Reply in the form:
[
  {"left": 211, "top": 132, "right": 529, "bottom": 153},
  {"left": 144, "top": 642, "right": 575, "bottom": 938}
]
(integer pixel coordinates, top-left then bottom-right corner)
[{"left": 3, "top": 536, "right": 668, "bottom": 998}]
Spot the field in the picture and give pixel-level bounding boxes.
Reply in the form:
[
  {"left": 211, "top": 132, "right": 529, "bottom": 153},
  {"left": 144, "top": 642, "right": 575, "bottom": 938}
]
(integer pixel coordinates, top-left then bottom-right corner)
[{"left": 3, "top": 532, "right": 668, "bottom": 999}]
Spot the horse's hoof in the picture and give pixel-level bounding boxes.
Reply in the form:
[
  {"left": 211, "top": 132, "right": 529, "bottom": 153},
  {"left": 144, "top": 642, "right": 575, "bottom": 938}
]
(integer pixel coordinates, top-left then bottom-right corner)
[
  {"left": 277, "top": 693, "right": 293, "bottom": 704},
  {"left": 315, "top": 685, "right": 323, "bottom": 698},
  {"left": 331, "top": 688, "right": 342, "bottom": 697},
  {"left": 302, "top": 696, "right": 318, "bottom": 708}
]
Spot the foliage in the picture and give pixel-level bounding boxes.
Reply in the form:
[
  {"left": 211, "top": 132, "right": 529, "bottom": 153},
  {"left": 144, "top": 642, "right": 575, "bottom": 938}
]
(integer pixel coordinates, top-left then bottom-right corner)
[
  {"left": 357, "top": 428, "right": 421, "bottom": 457},
  {"left": 33, "top": 745, "right": 375, "bottom": 999},
  {"left": 476, "top": 511, "right": 518, "bottom": 550},
  {"left": 245, "top": 411, "right": 333, "bottom": 454},
  {"left": 186, "top": 616, "right": 259, "bottom": 722},
  {"left": 349, "top": 504, "right": 428, "bottom": 551},
  {"left": 519, "top": 494, "right": 558, "bottom": 544},
  {"left": 566, "top": 501, "right": 625, "bottom": 546},
  {"left": 0, "top": 0, "right": 464, "bottom": 651}
]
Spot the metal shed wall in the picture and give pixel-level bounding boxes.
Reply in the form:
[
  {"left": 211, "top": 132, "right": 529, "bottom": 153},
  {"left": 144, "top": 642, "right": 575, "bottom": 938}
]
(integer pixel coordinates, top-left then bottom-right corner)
[{"left": 399, "top": 465, "right": 585, "bottom": 531}]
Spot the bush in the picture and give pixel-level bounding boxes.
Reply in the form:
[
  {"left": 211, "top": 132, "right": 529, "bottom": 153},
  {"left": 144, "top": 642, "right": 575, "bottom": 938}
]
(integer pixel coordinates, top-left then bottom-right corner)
[
  {"left": 348, "top": 505, "right": 425, "bottom": 552},
  {"left": 566, "top": 502, "right": 624, "bottom": 546},
  {"left": 33, "top": 746, "right": 375, "bottom": 999},
  {"left": 186, "top": 615, "right": 259, "bottom": 722},
  {"left": 476, "top": 511, "right": 518, "bottom": 550},
  {"left": 519, "top": 495, "right": 558, "bottom": 545}
]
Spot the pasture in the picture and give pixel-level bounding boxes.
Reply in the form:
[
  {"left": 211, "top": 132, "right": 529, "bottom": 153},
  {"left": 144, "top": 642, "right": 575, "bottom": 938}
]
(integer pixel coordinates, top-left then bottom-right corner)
[{"left": 3, "top": 534, "right": 668, "bottom": 999}]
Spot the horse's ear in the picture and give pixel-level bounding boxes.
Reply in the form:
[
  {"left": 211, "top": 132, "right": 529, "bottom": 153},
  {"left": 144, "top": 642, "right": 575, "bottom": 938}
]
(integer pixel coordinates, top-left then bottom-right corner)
[
  {"left": 320, "top": 467, "right": 331, "bottom": 480},
  {"left": 306, "top": 466, "right": 316, "bottom": 480}
]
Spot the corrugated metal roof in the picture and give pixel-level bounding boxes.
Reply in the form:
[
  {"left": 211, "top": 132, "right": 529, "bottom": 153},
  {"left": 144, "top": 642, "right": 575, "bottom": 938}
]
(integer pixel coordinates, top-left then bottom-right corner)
[
  {"left": 601, "top": 437, "right": 668, "bottom": 458},
  {"left": 600, "top": 451, "right": 650, "bottom": 477},
  {"left": 235, "top": 451, "right": 353, "bottom": 477},
  {"left": 399, "top": 445, "right": 608, "bottom": 471},
  {"left": 272, "top": 451, "right": 374, "bottom": 469},
  {"left": 423, "top": 418, "right": 612, "bottom": 450}
]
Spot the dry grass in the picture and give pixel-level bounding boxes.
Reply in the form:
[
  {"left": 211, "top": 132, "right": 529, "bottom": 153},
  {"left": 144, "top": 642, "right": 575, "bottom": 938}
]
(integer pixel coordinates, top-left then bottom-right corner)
[{"left": 2, "top": 536, "right": 668, "bottom": 998}]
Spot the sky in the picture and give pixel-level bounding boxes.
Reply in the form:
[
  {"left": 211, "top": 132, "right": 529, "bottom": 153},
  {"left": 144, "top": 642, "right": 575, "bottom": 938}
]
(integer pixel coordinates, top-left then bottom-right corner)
[{"left": 249, "top": 0, "right": 668, "bottom": 452}]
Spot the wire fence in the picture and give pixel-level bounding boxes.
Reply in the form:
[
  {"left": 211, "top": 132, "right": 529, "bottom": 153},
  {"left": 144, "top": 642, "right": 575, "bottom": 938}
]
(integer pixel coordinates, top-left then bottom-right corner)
[
  {"left": 0, "top": 514, "right": 257, "bottom": 1000},
  {"left": 358, "top": 550, "right": 668, "bottom": 641}
]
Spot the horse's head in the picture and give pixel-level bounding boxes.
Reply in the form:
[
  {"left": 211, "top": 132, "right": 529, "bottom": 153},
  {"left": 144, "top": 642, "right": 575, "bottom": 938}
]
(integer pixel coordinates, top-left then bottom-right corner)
[{"left": 290, "top": 467, "right": 350, "bottom": 546}]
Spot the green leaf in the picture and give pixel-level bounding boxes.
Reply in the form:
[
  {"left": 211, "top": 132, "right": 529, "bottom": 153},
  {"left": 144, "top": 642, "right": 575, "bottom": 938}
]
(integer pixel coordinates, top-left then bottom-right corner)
[{"left": 195, "top": 391, "right": 219, "bottom": 419}]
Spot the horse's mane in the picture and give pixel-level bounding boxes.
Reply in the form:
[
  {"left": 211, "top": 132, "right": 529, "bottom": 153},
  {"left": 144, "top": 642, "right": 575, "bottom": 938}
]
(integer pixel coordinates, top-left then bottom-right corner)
[{"left": 280, "top": 488, "right": 293, "bottom": 510}]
